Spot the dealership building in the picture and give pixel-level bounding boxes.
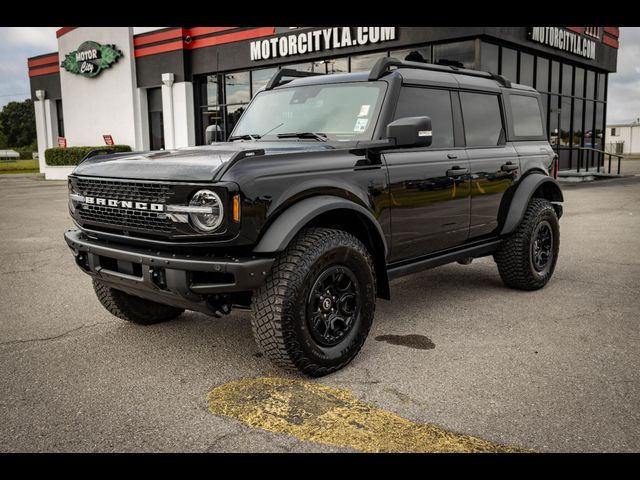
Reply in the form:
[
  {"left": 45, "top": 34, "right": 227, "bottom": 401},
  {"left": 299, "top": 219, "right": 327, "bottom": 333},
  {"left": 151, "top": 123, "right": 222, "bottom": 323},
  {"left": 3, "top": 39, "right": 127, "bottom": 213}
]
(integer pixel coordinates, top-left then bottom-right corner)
[{"left": 28, "top": 26, "right": 620, "bottom": 179}]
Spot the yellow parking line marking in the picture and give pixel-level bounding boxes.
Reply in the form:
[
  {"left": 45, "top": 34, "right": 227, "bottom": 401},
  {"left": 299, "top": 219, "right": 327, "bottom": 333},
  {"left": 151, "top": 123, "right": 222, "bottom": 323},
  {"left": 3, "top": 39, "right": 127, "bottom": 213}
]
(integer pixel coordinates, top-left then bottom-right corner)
[{"left": 207, "top": 377, "right": 531, "bottom": 453}]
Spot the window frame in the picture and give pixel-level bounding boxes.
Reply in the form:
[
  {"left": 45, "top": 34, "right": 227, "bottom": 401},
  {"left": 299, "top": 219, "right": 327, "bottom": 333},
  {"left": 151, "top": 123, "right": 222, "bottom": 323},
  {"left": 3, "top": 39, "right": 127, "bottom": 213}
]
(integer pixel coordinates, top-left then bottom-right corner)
[
  {"left": 502, "top": 90, "right": 548, "bottom": 142},
  {"left": 458, "top": 89, "right": 508, "bottom": 149}
]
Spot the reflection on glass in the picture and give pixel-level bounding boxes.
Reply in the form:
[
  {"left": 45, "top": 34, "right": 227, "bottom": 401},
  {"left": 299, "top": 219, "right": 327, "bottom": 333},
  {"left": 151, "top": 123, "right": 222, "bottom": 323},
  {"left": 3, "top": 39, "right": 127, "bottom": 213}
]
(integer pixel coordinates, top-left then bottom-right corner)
[
  {"left": 350, "top": 52, "right": 388, "bottom": 72},
  {"left": 480, "top": 42, "right": 499, "bottom": 74},
  {"left": 433, "top": 40, "right": 476, "bottom": 69},
  {"left": 536, "top": 57, "right": 549, "bottom": 92},
  {"left": 287, "top": 62, "right": 314, "bottom": 72},
  {"left": 559, "top": 96, "right": 572, "bottom": 146},
  {"left": 225, "top": 71, "right": 251, "bottom": 139},
  {"left": 390, "top": 46, "right": 431, "bottom": 64},
  {"left": 500, "top": 47, "right": 517, "bottom": 82},
  {"left": 586, "top": 71, "right": 595, "bottom": 100},
  {"left": 322, "top": 57, "right": 349, "bottom": 74},
  {"left": 251, "top": 68, "right": 277, "bottom": 96},
  {"left": 584, "top": 101, "right": 595, "bottom": 147},
  {"left": 597, "top": 73, "right": 606, "bottom": 100},
  {"left": 595, "top": 102, "right": 604, "bottom": 149},
  {"left": 551, "top": 61, "right": 560, "bottom": 93},
  {"left": 572, "top": 99, "right": 583, "bottom": 146},
  {"left": 574, "top": 67, "right": 584, "bottom": 98},
  {"left": 519, "top": 52, "right": 534, "bottom": 86},
  {"left": 562, "top": 64, "right": 573, "bottom": 95},
  {"left": 549, "top": 95, "right": 560, "bottom": 146}
]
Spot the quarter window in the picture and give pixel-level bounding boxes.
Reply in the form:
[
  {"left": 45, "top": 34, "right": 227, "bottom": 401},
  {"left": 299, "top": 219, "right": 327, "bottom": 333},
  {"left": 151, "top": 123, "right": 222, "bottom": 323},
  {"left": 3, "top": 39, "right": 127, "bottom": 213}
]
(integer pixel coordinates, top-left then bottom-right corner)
[
  {"left": 509, "top": 95, "right": 544, "bottom": 137},
  {"left": 460, "top": 92, "right": 504, "bottom": 147},
  {"left": 394, "top": 87, "right": 454, "bottom": 148}
]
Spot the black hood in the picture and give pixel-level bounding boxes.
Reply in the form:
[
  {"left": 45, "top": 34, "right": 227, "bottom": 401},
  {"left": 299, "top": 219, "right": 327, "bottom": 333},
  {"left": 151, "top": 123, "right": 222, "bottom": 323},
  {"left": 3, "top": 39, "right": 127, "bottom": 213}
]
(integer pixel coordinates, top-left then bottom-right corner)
[{"left": 71, "top": 142, "right": 337, "bottom": 182}]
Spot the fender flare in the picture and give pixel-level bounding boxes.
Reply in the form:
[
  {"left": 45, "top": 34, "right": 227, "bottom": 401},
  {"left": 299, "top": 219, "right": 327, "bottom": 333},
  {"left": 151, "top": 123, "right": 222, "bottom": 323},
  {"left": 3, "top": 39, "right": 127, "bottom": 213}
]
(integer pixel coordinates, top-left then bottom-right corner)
[
  {"left": 253, "top": 195, "right": 388, "bottom": 256},
  {"left": 500, "top": 174, "right": 564, "bottom": 235}
]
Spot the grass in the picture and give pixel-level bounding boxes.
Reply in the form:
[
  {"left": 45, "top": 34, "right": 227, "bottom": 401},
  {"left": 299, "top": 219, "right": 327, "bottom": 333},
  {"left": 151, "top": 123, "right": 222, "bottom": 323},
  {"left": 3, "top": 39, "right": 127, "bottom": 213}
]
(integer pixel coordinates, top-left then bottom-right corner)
[{"left": 0, "top": 159, "right": 39, "bottom": 174}]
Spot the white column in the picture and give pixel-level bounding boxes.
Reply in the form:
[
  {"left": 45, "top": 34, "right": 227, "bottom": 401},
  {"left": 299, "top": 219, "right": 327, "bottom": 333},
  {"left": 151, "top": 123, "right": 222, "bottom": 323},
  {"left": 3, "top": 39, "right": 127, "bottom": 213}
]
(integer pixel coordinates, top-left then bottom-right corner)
[
  {"left": 161, "top": 73, "right": 175, "bottom": 150},
  {"left": 34, "top": 90, "right": 57, "bottom": 171},
  {"left": 134, "top": 87, "right": 150, "bottom": 151},
  {"left": 172, "top": 82, "right": 196, "bottom": 148}
]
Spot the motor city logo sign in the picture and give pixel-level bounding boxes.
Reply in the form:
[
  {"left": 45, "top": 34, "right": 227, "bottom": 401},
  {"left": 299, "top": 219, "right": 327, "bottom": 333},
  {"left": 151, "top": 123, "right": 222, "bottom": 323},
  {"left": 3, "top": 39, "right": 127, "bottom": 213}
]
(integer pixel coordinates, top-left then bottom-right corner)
[
  {"left": 60, "top": 41, "right": 123, "bottom": 78},
  {"left": 528, "top": 27, "right": 596, "bottom": 60},
  {"left": 250, "top": 27, "right": 397, "bottom": 61}
]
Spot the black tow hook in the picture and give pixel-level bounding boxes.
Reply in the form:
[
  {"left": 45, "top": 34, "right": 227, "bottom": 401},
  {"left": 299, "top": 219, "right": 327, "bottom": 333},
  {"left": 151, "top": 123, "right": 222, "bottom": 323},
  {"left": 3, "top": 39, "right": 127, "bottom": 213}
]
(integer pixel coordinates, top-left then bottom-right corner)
[{"left": 206, "top": 294, "right": 232, "bottom": 318}]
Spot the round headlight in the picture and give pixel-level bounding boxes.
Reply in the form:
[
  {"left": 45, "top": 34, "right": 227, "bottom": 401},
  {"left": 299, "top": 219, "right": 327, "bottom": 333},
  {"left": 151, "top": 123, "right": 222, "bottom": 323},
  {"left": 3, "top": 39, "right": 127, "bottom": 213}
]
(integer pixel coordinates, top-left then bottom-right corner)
[{"left": 189, "top": 190, "right": 223, "bottom": 232}]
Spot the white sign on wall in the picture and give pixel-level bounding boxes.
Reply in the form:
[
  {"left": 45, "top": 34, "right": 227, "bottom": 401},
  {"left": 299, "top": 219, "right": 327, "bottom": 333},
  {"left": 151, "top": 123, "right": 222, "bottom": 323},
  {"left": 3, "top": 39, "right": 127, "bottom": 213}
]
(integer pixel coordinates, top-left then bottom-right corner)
[
  {"left": 250, "top": 27, "right": 397, "bottom": 61},
  {"left": 528, "top": 27, "right": 597, "bottom": 60}
]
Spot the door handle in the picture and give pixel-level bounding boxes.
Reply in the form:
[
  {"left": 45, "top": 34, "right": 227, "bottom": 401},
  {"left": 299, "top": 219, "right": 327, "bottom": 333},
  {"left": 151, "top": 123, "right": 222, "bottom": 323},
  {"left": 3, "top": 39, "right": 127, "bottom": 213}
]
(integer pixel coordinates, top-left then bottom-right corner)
[
  {"left": 446, "top": 166, "right": 470, "bottom": 177},
  {"left": 501, "top": 162, "right": 519, "bottom": 172},
  {"left": 447, "top": 154, "right": 458, "bottom": 159}
]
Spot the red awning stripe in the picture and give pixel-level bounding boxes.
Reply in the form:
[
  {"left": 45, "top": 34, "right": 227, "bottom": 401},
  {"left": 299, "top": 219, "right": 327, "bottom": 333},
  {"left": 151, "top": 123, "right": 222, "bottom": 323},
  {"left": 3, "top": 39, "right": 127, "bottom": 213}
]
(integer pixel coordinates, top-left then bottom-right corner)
[
  {"left": 133, "top": 28, "right": 184, "bottom": 47},
  {"left": 134, "top": 39, "right": 185, "bottom": 58},
  {"left": 185, "top": 27, "right": 275, "bottom": 50},
  {"left": 56, "top": 27, "right": 76, "bottom": 38},
  {"left": 184, "top": 26, "right": 237, "bottom": 38},
  {"left": 604, "top": 27, "right": 619, "bottom": 37},
  {"left": 28, "top": 54, "right": 59, "bottom": 68},
  {"left": 602, "top": 35, "right": 619, "bottom": 48},
  {"left": 28, "top": 64, "right": 60, "bottom": 77}
]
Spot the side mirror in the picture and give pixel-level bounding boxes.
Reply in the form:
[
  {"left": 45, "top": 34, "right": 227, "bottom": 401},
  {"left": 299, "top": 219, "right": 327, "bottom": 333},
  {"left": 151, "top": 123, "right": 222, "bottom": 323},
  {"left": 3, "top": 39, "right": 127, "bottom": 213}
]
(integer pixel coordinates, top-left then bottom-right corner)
[{"left": 386, "top": 116, "right": 432, "bottom": 148}]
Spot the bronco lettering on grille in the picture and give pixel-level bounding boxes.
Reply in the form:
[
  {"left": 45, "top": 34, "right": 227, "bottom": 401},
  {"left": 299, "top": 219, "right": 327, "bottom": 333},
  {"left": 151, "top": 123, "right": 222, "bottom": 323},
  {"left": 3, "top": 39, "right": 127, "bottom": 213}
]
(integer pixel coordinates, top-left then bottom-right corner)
[{"left": 84, "top": 196, "right": 164, "bottom": 211}]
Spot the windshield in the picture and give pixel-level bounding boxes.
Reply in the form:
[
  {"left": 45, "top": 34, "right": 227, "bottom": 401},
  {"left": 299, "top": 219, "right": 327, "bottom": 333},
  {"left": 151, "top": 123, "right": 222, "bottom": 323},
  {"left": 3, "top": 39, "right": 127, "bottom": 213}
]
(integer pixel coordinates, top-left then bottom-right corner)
[{"left": 231, "top": 81, "right": 387, "bottom": 142}]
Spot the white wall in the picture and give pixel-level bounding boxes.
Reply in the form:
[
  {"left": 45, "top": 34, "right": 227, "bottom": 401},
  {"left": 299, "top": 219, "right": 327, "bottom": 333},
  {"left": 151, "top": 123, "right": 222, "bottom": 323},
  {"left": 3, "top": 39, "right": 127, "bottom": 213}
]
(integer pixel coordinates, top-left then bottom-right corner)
[
  {"left": 34, "top": 98, "right": 58, "bottom": 173},
  {"left": 58, "top": 27, "right": 143, "bottom": 149},
  {"left": 607, "top": 125, "right": 640, "bottom": 155}
]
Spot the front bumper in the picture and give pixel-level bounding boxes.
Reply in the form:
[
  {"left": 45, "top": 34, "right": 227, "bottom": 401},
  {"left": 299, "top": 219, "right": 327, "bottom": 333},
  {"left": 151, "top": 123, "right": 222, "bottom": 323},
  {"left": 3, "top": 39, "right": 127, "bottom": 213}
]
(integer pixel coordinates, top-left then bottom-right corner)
[{"left": 64, "top": 229, "right": 274, "bottom": 314}]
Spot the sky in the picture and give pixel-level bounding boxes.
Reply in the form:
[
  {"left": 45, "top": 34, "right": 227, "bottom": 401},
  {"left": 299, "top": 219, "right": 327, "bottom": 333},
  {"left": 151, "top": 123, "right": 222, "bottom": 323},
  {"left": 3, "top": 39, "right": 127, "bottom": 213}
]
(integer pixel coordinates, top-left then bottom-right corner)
[{"left": 1, "top": 27, "right": 639, "bottom": 124}]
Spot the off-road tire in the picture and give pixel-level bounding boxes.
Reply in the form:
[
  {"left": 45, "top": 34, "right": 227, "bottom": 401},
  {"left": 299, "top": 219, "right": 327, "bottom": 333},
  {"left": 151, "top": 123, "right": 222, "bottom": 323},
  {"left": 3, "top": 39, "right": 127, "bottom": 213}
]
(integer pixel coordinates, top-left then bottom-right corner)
[
  {"left": 93, "top": 279, "right": 184, "bottom": 325},
  {"left": 251, "top": 227, "right": 376, "bottom": 377},
  {"left": 494, "top": 198, "right": 560, "bottom": 290}
]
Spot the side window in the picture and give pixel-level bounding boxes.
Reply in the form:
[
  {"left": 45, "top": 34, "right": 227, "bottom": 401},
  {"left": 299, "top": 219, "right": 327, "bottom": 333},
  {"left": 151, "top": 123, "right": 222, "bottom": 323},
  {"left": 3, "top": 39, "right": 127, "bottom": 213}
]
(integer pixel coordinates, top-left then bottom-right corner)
[
  {"left": 394, "top": 87, "right": 454, "bottom": 148},
  {"left": 509, "top": 94, "right": 544, "bottom": 137},
  {"left": 460, "top": 92, "right": 504, "bottom": 147}
]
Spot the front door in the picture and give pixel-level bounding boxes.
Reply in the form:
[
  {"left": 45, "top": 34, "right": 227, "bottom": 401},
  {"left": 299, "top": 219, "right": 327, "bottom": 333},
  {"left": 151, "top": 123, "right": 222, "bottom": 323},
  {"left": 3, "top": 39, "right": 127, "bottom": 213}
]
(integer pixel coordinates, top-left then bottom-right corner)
[
  {"left": 458, "top": 91, "right": 518, "bottom": 238},
  {"left": 383, "top": 86, "right": 471, "bottom": 263}
]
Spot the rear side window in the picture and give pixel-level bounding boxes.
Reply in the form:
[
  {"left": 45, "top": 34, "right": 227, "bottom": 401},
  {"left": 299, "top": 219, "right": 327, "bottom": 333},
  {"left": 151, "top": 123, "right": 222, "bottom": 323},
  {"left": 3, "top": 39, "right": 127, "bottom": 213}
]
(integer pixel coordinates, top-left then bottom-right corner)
[
  {"left": 394, "top": 87, "right": 454, "bottom": 148},
  {"left": 509, "top": 94, "right": 544, "bottom": 137},
  {"left": 460, "top": 92, "right": 504, "bottom": 147}
]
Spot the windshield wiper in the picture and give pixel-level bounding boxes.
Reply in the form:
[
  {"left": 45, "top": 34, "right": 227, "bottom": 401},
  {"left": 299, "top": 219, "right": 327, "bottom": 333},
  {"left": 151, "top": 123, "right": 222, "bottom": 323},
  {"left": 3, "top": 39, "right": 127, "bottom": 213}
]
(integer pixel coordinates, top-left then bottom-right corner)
[
  {"left": 228, "top": 134, "right": 261, "bottom": 141},
  {"left": 276, "top": 132, "right": 328, "bottom": 142}
]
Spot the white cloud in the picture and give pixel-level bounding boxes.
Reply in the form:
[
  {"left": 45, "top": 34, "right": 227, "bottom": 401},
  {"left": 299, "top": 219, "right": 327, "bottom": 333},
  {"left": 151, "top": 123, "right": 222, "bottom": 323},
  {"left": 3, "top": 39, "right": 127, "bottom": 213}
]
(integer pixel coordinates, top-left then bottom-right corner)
[{"left": 607, "top": 27, "right": 640, "bottom": 124}]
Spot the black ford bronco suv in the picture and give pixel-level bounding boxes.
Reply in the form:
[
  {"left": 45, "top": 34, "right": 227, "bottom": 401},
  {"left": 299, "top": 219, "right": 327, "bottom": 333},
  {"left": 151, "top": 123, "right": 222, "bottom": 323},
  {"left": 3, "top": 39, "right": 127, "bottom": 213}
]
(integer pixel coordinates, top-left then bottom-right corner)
[{"left": 65, "top": 57, "right": 563, "bottom": 376}]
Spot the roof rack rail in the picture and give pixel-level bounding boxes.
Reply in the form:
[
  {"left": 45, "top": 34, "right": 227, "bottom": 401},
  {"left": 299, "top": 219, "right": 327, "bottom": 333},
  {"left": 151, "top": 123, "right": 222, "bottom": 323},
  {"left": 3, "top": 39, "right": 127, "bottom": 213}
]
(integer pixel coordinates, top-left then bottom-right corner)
[
  {"left": 369, "top": 57, "right": 512, "bottom": 88},
  {"left": 265, "top": 68, "right": 324, "bottom": 91}
]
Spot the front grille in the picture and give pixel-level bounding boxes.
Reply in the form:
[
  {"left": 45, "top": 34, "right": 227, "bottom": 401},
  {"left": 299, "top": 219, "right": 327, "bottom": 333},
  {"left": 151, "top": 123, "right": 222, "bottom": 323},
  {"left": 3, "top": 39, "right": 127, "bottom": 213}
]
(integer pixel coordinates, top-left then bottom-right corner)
[
  {"left": 75, "top": 178, "right": 175, "bottom": 235},
  {"left": 76, "top": 178, "right": 174, "bottom": 203},
  {"left": 78, "top": 205, "right": 174, "bottom": 234}
]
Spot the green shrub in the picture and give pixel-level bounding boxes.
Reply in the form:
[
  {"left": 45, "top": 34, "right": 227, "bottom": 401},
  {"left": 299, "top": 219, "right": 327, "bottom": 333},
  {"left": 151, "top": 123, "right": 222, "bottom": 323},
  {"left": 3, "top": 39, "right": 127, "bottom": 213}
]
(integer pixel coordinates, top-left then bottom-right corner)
[
  {"left": 45, "top": 145, "right": 132, "bottom": 166},
  {"left": 13, "top": 145, "right": 37, "bottom": 160}
]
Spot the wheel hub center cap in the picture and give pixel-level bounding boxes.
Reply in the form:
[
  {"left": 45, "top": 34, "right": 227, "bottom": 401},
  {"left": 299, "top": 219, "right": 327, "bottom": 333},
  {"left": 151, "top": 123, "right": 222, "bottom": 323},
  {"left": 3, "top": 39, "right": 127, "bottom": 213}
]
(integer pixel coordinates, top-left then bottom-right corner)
[{"left": 322, "top": 297, "right": 333, "bottom": 311}]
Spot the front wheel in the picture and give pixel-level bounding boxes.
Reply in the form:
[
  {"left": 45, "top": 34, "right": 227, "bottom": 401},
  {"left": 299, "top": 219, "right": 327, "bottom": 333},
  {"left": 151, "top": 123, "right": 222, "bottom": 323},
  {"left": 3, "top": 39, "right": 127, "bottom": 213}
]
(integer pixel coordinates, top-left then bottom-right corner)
[
  {"left": 494, "top": 198, "right": 560, "bottom": 290},
  {"left": 251, "top": 228, "right": 377, "bottom": 377}
]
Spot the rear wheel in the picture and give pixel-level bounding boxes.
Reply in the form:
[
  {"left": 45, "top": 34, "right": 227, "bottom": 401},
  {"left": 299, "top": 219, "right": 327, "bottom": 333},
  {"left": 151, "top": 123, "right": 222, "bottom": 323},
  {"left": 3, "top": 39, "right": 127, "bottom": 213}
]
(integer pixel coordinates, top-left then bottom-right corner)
[
  {"left": 93, "top": 279, "right": 184, "bottom": 325},
  {"left": 251, "top": 228, "right": 376, "bottom": 377},
  {"left": 494, "top": 198, "right": 560, "bottom": 290}
]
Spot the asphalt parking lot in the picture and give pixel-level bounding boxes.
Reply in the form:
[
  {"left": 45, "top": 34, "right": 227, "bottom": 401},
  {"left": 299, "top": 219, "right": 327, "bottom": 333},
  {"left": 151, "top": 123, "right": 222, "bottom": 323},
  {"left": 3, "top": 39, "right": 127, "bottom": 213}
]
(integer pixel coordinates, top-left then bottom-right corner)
[{"left": 1, "top": 168, "right": 639, "bottom": 452}]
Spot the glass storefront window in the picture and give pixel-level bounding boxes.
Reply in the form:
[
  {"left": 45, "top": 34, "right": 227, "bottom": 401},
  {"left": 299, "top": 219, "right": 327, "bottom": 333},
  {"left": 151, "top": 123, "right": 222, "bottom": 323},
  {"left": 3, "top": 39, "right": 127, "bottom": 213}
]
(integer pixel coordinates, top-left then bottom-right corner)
[
  {"left": 559, "top": 96, "right": 572, "bottom": 147},
  {"left": 225, "top": 71, "right": 251, "bottom": 138},
  {"left": 550, "top": 61, "right": 560, "bottom": 93},
  {"left": 433, "top": 40, "right": 477, "bottom": 69},
  {"left": 572, "top": 98, "right": 583, "bottom": 146},
  {"left": 390, "top": 46, "right": 431, "bottom": 64},
  {"left": 350, "top": 52, "right": 388, "bottom": 72},
  {"left": 500, "top": 47, "right": 517, "bottom": 82},
  {"left": 597, "top": 73, "right": 606, "bottom": 100},
  {"left": 595, "top": 102, "right": 604, "bottom": 149},
  {"left": 251, "top": 68, "right": 278, "bottom": 96},
  {"left": 574, "top": 67, "right": 584, "bottom": 98},
  {"left": 586, "top": 70, "right": 596, "bottom": 100},
  {"left": 321, "top": 57, "right": 349, "bottom": 74},
  {"left": 480, "top": 42, "right": 499, "bottom": 74},
  {"left": 519, "top": 52, "right": 534, "bottom": 87},
  {"left": 584, "top": 101, "right": 595, "bottom": 148},
  {"left": 536, "top": 57, "right": 549, "bottom": 92},
  {"left": 287, "top": 62, "right": 315, "bottom": 72},
  {"left": 549, "top": 95, "right": 560, "bottom": 146},
  {"left": 206, "top": 74, "right": 220, "bottom": 105},
  {"left": 562, "top": 64, "right": 573, "bottom": 95}
]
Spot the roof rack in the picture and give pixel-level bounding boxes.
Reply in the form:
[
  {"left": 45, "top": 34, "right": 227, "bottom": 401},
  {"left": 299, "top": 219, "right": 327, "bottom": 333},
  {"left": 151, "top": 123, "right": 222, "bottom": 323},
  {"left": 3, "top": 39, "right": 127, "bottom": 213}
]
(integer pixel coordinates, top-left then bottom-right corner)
[
  {"left": 265, "top": 68, "right": 324, "bottom": 91},
  {"left": 368, "top": 57, "right": 512, "bottom": 88}
]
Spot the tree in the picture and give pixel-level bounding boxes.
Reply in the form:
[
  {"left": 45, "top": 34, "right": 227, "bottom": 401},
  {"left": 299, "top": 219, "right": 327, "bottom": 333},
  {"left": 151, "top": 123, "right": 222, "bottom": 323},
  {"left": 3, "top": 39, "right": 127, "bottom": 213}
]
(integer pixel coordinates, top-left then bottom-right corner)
[
  {"left": 0, "top": 130, "right": 7, "bottom": 149},
  {"left": 0, "top": 99, "right": 37, "bottom": 147}
]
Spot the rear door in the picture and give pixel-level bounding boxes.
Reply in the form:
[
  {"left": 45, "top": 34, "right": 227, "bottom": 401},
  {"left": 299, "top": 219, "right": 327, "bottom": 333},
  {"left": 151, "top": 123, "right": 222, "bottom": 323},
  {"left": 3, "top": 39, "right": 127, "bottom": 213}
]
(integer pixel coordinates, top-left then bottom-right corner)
[
  {"left": 383, "top": 86, "right": 471, "bottom": 262},
  {"left": 459, "top": 91, "right": 519, "bottom": 239}
]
